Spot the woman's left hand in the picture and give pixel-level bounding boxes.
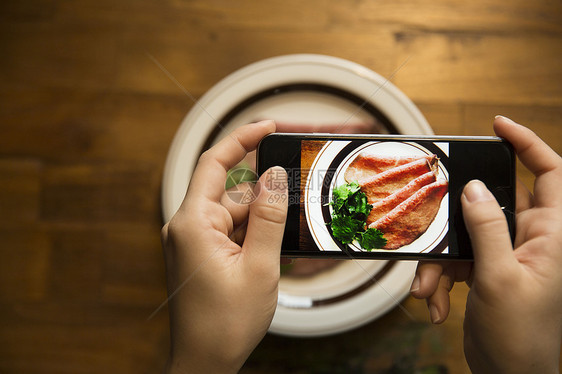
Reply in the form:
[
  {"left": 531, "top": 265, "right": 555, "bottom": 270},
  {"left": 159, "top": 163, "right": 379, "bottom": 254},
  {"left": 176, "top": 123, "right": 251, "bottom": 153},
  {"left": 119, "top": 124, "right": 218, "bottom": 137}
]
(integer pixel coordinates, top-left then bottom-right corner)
[{"left": 162, "top": 120, "right": 288, "bottom": 374}]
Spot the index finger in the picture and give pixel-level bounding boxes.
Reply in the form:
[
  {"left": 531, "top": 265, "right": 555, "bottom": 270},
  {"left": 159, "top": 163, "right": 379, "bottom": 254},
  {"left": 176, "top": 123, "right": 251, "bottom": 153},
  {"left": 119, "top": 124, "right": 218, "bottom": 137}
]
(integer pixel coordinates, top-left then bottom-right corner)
[
  {"left": 187, "top": 120, "right": 276, "bottom": 203},
  {"left": 493, "top": 116, "right": 562, "bottom": 207}
]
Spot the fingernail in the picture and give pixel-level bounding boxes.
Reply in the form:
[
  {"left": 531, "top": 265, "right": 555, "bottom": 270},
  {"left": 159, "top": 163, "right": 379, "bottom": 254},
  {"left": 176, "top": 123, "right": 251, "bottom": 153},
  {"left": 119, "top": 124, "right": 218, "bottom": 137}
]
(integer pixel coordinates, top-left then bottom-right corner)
[
  {"left": 264, "top": 166, "right": 287, "bottom": 192},
  {"left": 429, "top": 304, "right": 441, "bottom": 324},
  {"left": 494, "top": 115, "right": 516, "bottom": 125},
  {"left": 463, "top": 180, "right": 495, "bottom": 203},
  {"left": 410, "top": 275, "right": 420, "bottom": 293}
]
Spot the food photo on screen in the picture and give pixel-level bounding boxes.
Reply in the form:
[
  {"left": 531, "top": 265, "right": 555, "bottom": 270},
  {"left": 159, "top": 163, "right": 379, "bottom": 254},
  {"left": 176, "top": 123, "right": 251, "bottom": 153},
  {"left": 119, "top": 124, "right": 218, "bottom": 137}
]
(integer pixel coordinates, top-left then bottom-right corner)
[{"left": 302, "top": 140, "right": 450, "bottom": 256}]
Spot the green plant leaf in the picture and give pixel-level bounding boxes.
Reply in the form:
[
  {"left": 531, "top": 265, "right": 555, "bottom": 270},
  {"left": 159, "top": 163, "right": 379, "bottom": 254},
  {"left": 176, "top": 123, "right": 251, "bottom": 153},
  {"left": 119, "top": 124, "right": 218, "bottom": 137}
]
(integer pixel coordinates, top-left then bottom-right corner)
[{"left": 358, "top": 228, "right": 387, "bottom": 251}]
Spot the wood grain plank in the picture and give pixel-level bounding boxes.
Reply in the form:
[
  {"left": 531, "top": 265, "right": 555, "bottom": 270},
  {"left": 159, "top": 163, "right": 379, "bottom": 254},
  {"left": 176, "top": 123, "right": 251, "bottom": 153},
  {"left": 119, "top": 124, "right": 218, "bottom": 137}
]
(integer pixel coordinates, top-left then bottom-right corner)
[
  {"left": 0, "top": 229, "right": 50, "bottom": 302},
  {"left": 0, "top": 313, "right": 169, "bottom": 374},
  {"left": 0, "top": 91, "right": 186, "bottom": 164},
  {"left": 0, "top": 159, "right": 41, "bottom": 224},
  {"left": 40, "top": 163, "right": 160, "bottom": 223},
  {"left": 299, "top": 140, "right": 326, "bottom": 251},
  {"left": 462, "top": 104, "right": 562, "bottom": 191},
  {"left": 3, "top": 1, "right": 559, "bottom": 106},
  {"left": 101, "top": 225, "right": 167, "bottom": 306},
  {"left": 394, "top": 33, "right": 562, "bottom": 105},
  {"left": 47, "top": 229, "right": 105, "bottom": 301},
  {"left": 417, "top": 102, "right": 464, "bottom": 135}
]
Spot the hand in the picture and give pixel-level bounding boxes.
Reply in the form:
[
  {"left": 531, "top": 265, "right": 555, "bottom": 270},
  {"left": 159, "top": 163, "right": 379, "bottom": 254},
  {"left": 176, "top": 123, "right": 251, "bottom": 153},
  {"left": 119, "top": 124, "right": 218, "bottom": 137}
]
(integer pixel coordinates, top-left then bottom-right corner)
[
  {"left": 410, "top": 116, "right": 562, "bottom": 373},
  {"left": 161, "top": 121, "right": 288, "bottom": 373}
]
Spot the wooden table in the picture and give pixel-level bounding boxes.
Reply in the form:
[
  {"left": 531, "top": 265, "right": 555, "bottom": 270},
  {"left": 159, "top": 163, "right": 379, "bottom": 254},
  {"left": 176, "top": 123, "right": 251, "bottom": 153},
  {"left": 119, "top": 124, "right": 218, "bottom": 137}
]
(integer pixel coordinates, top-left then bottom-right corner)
[{"left": 1, "top": 1, "right": 560, "bottom": 372}]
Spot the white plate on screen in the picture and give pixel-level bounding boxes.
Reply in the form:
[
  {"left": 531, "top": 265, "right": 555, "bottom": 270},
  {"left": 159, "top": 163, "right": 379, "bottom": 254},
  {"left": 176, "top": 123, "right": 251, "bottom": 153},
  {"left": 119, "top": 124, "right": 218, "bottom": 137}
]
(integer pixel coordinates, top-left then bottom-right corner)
[{"left": 161, "top": 54, "right": 432, "bottom": 337}]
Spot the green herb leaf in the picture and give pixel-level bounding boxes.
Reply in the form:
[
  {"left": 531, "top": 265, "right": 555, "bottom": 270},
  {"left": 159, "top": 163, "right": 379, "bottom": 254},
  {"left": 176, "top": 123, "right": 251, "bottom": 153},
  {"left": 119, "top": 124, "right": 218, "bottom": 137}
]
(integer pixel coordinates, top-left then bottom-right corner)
[
  {"left": 331, "top": 181, "right": 361, "bottom": 214},
  {"left": 348, "top": 191, "right": 372, "bottom": 218},
  {"left": 358, "top": 228, "right": 387, "bottom": 251},
  {"left": 330, "top": 216, "right": 364, "bottom": 244},
  {"left": 328, "top": 181, "right": 386, "bottom": 250}
]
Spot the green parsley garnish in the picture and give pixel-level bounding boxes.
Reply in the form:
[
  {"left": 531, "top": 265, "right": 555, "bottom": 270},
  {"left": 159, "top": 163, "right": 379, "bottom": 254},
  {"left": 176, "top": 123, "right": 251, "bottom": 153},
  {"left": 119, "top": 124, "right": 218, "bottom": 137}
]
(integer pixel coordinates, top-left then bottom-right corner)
[
  {"left": 329, "top": 181, "right": 387, "bottom": 251},
  {"left": 358, "top": 228, "right": 387, "bottom": 250},
  {"left": 330, "top": 216, "right": 364, "bottom": 244}
]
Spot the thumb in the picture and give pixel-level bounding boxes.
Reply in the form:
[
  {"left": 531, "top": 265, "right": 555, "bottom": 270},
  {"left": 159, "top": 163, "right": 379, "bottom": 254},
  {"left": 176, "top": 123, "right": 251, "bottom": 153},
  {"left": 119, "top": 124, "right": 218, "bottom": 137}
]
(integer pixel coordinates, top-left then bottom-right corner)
[
  {"left": 461, "top": 180, "right": 515, "bottom": 270},
  {"left": 242, "top": 166, "right": 288, "bottom": 270}
]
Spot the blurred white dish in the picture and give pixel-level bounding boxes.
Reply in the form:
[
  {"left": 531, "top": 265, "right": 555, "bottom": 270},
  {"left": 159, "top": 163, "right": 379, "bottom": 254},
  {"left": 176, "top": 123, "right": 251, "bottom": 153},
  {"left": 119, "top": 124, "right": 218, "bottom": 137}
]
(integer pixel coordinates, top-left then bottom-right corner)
[{"left": 161, "top": 54, "right": 432, "bottom": 337}]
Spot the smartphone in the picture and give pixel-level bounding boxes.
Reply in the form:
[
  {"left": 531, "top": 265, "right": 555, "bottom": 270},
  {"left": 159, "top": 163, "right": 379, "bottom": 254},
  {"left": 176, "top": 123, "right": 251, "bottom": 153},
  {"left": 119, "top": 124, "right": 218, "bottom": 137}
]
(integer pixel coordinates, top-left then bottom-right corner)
[{"left": 256, "top": 133, "right": 516, "bottom": 260}]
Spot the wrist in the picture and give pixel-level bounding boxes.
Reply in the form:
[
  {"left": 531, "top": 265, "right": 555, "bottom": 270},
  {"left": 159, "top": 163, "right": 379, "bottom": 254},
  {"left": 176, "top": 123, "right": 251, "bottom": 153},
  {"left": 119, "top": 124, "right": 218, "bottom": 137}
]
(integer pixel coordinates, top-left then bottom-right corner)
[
  {"left": 165, "top": 355, "right": 243, "bottom": 374},
  {"left": 465, "top": 340, "right": 561, "bottom": 374},
  {"left": 165, "top": 342, "right": 248, "bottom": 374}
]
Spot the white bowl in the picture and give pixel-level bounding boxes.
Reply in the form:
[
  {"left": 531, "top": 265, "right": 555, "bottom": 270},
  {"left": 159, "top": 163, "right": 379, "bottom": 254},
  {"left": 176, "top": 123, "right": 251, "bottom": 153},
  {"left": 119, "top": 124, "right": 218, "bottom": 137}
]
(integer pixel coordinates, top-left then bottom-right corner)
[{"left": 161, "top": 54, "right": 432, "bottom": 337}]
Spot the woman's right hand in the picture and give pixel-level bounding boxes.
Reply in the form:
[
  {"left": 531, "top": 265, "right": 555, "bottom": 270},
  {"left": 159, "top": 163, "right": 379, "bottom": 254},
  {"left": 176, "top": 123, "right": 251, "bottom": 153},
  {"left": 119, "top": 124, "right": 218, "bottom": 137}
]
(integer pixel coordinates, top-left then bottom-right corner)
[{"left": 411, "top": 116, "right": 562, "bottom": 373}]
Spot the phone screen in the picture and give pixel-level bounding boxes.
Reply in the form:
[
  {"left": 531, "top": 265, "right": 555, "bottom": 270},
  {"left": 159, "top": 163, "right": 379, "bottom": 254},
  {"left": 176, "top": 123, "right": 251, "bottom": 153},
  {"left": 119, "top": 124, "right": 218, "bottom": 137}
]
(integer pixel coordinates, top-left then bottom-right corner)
[{"left": 258, "top": 134, "right": 515, "bottom": 260}]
